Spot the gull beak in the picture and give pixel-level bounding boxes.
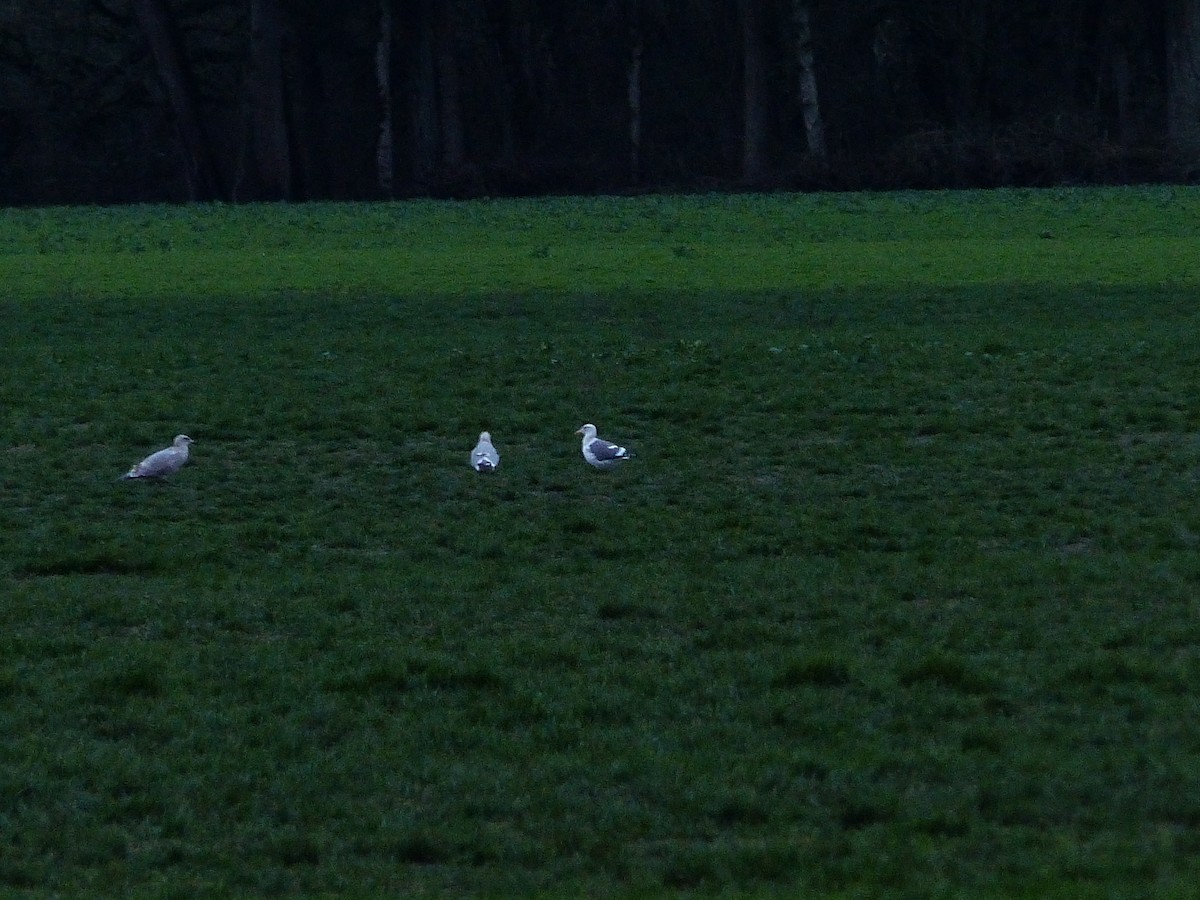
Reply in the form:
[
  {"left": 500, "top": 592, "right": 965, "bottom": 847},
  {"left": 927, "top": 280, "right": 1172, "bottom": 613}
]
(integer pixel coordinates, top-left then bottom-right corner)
[{"left": 575, "top": 427, "right": 584, "bottom": 436}]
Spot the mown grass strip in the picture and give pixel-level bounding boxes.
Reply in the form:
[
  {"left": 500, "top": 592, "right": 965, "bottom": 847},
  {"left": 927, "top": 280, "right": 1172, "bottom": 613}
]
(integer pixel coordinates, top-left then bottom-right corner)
[
  {"left": 3, "top": 234, "right": 1197, "bottom": 303},
  {"left": 3, "top": 186, "right": 1200, "bottom": 301}
]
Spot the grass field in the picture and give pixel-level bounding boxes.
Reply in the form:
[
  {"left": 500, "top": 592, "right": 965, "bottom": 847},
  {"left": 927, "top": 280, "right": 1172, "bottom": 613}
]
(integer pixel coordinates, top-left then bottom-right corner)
[{"left": 3, "top": 187, "right": 1200, "bottom": 896}]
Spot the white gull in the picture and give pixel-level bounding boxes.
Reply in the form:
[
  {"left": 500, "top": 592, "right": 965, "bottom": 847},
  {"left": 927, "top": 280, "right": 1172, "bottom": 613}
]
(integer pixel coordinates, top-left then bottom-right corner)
[
  {"left": 121, "top": 434, "right": 194, "bottom": 480},
  {"left": 576, "top": 423, "right": 632, "bottom": 470},
  {"left": 470, "top": 431, "right": 500, "bottom": 472}
]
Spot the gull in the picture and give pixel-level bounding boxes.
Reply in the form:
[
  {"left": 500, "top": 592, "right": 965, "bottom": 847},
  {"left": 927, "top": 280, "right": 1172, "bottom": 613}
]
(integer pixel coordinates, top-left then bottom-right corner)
[
  {"left": 121, "top": 434, "right": 194, "bottom": 480},
  {"left": 470, "top": 431, "right": 500, "bottom": 472},
  {"left": 576, "top": 423, "right": 632, "bottom": 470}
]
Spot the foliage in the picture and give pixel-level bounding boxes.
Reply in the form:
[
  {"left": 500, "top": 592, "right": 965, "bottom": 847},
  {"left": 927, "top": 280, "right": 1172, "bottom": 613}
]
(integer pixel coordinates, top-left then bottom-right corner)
[{"left": 3, "top": 188, "right": 1200, "bottom": 895}]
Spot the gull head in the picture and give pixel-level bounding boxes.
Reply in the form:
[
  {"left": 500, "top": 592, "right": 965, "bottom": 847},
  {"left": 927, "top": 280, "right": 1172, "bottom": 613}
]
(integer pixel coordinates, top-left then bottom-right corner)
[
  {"left": 173, "top": 435, "right": 195, "bottom": 447},
  {"left": 576, "top": 424, "right": 597, "bottom": 439}
]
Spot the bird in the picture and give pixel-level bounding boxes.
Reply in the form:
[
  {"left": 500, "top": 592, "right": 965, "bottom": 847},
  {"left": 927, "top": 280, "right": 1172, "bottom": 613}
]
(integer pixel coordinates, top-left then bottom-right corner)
[
  {"left": 576, "top": 423, "right": 633, "bottom": 469},
  {"left": 121, "top": 434, "right": 194, "bottom": 480},
  {"left": 470, "top": 430, "right": 500, "bottom": 472}
]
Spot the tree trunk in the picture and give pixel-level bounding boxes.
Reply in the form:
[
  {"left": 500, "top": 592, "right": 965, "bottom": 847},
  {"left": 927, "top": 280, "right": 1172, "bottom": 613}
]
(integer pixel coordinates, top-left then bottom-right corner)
[
  {"left": 951, "top": 5, "right": 990, "bottom": 130},
  {"left": 1167, "top": 0, "right": 1200, "bottom": 166},
  {"left": 130, "top": 0, "right": 224, "bottom": 200},
  {"left": 1112, "top": 47, "right": 1132, "bottom": 146},
  {"left": 287, "top": 26, "right": 324, "bottom": 200},
  {"left": 239, "top": 0, "right": 292, "bottom": 200},
  {"left": 484, "top": 1, "right": 519, "bottom": 166},
  {"left": 791, "top": 0, "right": 827, "bottom": 162},
  {"left": 627, "top": 0, "right": 643, "bottom": 184},
  {"left": 411, "top": 0, "right": 439, "bottom": 185},
  {"left": 376, "top": 0, "right": 394, "bottom": 197},
  {"left": 434, "top": 0, "right": 465, "bottom": 170},
  {"left": 739, "top": 0, "right": 768, "bottom": 183}
]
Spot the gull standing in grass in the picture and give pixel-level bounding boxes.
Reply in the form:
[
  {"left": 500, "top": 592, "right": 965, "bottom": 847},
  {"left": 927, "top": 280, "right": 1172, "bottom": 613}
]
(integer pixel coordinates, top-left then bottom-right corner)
[
  {"left": 470, "top": 431, "right": 500, "bottom": 472},
  {"left": 576, "top": 423, "right": 633, "bottom": 470},
  {"left": 121, "top": 434, "right": 194, "bottom": 481}
]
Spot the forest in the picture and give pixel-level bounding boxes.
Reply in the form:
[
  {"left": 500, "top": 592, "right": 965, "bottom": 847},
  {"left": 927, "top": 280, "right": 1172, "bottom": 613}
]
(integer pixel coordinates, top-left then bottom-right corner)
[{"left": 2, "top": 0, "right": 1199, "bottom": 205}]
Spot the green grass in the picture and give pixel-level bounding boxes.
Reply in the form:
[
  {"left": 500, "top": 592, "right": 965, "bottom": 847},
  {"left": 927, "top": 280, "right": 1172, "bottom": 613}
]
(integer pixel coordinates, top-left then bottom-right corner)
[
  {"left": 3, "top": 186, "right": 1200, "bottom": 300},
  {"left": 3, "top": 188, "right": 1200, "bottom": 896}
]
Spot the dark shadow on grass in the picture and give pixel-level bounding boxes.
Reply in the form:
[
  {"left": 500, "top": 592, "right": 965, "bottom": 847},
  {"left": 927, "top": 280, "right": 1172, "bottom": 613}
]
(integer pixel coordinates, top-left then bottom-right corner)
[
  {"left": 329, "top": 655, "right": 507, "bottom": 697},
  {"left": 774, "top": 655, "right": 853, "bottom": 688},
  {"left": 597, "top": 600, "right": 663, "bottom": 621},
  {"left": 13, "top": 551, "right": 159, "bottom": 578},
  {"left": 898, "top": 653, "right": 995, "bottom": 695},
  {"left": 86, "top": 663, "right": 163, "bottom": 702}
]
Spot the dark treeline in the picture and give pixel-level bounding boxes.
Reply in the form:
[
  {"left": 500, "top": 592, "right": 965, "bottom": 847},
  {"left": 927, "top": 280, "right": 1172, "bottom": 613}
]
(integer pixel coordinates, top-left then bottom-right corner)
[{"left": 2, "top": 0, "right": 1199, "bottom": 205}]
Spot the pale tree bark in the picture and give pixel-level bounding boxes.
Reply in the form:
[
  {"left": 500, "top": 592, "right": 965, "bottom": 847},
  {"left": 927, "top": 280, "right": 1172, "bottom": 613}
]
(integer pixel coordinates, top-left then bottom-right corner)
[
  {"left": 376, "top": 0, "right": 394, "bottom": 197},
  {"left": 1167, "top": 0, "right": 1200, "bottom": 166},
  {"left": 131, "top": 0, "right": 224, "bottom": 199},
  {"left": 627, "top": 0, "right": 643, "bottom": 183},
  {"left": 238, "top": 0, "right": 292, "bottom": 200},
  {"left": 791, "top": 0, "right": 827, "bottom": 162},
  {"left": 738, "top": 0, "right": 768, "bottom": 182}
]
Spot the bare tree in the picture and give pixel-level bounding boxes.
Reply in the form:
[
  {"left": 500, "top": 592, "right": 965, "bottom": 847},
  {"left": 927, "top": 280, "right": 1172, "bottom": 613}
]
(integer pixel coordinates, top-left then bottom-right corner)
[
  {"left": 131, "top": 0, "right": 224, "bottom": 199},
  {"left": 410, "top": 0, "right": 438, "bottom": 184},
  {"left": 237, "top": 0, "right": 292, "bottom": 199},
  {"left": 738, "top": 0, "right": 768, "bottom": 182},
  {"left": 1167, "top": 0, "right": 1200, "bottom": 167},
  {"left": 482, "top": 0, "right": 520, "bottom": 166},
  {"left": 376, "top": 0, "right": 394, "bottom": 197},
  {"left": 627, "top": 0, "right": 643, "bottom": 183},
  {"left": 791, "top": 0, "right": 826, "bottom": 162},
  {"left": 434, "top": 0, "right": 465, "bottom": 171}
]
